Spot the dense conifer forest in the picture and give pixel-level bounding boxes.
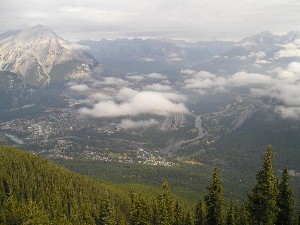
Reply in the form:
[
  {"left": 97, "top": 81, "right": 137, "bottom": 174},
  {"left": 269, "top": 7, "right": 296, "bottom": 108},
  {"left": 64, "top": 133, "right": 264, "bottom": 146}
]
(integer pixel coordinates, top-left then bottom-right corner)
[{"left": 0, "top": 145, "right": 299, "bottom": 224}]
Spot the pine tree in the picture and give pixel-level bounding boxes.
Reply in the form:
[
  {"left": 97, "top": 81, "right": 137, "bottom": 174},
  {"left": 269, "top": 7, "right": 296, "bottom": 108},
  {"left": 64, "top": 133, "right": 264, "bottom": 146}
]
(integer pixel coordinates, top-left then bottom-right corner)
[
  {"left": 194, "top": 198, "right": 206, "bottom": 225},
  {"left": 225, "top": 202, "right": 235, "bottom": 225},
  {"left": 247, "top": 145, "right": 279, "bottom": 225},
  {"left": 204, "top": 168, "right": 224, "bottom": 225},
  {"left": 130, "top": 190, "right": 150, "bottom": 225},
  {"left": 173, "top": 201, "right": 185, "bottom": 225},
  {"left": 235, "top": 205, "right": 249, "bottom": 225},
  {"left": 184, "top": 211, "right": 193, "bottom": 225},
  {"left": 276, "top": 167, "right": 296, "bottom": 225},
  {"left": 156, "top": 179, "right": 174, "bottom": 225},
  {"left": 0, "top": 195, "right": 50, "bottom": 225},
  {"left": 97, "top": 192, "right": 117, "bottom": 225}
]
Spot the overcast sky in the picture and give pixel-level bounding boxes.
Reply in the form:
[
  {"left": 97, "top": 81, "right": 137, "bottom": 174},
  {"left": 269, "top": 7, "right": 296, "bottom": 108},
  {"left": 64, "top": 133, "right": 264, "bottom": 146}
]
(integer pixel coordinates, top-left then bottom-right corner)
[{"left": 1, "top": 0, "right": 300, "bottom": 41}]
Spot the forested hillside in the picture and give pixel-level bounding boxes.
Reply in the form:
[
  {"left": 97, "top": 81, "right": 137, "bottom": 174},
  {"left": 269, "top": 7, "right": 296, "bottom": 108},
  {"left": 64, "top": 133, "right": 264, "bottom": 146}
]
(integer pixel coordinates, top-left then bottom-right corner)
[{"left": 0, "top": 145, "right": 299, "bottom": 224}]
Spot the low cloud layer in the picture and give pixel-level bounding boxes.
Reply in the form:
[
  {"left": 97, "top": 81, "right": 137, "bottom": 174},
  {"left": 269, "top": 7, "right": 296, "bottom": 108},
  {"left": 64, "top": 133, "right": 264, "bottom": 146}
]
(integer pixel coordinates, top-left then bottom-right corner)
[
  {"left": 183, "top": 71, "right": 273, "bottom": 94},
  {"left": 276, "top": 39, "right": 300, "bottom": 58},
  {"left": 182, "top": 62, "right": 300, "bottom": 119},
  {"left": 118, "top": 119, "right": 159, "bottom": 129},
  {"left": 69, "top": 84, "right": 90, "bottom": 92},
  {"left": 145, "top": 84, "right": 172, "bottom": 92},
  {"left": 79, "top": 88, "right": 188, "bottom": 118}
]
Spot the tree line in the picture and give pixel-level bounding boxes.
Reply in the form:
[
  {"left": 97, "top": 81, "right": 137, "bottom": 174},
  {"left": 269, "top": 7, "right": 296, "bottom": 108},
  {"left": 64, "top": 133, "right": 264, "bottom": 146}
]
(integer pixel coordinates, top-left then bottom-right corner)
[{"left": 0, "top": 145, "right": 299, "bottom": 224}]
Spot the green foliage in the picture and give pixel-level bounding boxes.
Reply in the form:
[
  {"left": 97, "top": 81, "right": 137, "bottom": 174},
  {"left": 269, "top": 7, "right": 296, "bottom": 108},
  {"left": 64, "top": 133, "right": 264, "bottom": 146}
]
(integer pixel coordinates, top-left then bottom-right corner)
[
  {"left": 247, "top": 145, "right": 279, "bottom": 225},
  {"left": 155, "top": 179, "right": 174, "bottom": 225},
  {"left": 276, "top": 167, "right": 296, "bottom": 225},
  {"left": 204, "top": 168, "right": 224, "bottom": 225},
  {"left": 130, "top": 190, "right": 150, "bottom": 225},
  {"left": 97, "top": 193, "right": 117, "bottom": 225},
  {"left": 0, "top": 145, "right": 127, "bottom": 224},
  {"left": 184, "top": 211, "right": 193, "bottom": 225},
  {"left": 194, "top": 198, "right": 206, "bottom": 225},
  {"left": 173, "top": 201, "right": 185, "bottom": 225},
  {"left": 234, "top": 205, "right": 249, "bottom": 225},
  {"left": 225, "top": 202, "right": 235, "bottom": 225},
  {"left": 0, "top": 145, "right": 298, "bottom": 225},
  {"left": 0, "top": 194, "right": 50, "bottom": 224}
]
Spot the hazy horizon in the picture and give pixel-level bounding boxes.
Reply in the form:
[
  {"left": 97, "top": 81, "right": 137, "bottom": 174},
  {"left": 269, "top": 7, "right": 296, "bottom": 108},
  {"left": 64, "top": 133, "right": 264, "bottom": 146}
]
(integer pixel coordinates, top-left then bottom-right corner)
[{"left": 1, "top": 0, "right": 299, "bottom": 42}]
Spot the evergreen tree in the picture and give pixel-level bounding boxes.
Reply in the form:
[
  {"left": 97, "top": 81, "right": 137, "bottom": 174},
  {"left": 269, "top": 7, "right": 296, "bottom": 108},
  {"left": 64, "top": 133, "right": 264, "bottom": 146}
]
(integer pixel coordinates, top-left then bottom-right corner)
[
  {"left": 204, "top": 168, "right": 224, "bottom": 225},
  {"left": 235, "top": 205, "right": 249, "bottom": 225},
  {"left": 0, "top": 195, "right": 50, "bottom": 225},
  {"left": 130, "top": 190, "right": 150, "bottom": 225},
  {"left": 156, "top": 179, "right": 174, "bottom": 225},
  {"left": 247, "top": 145, "right": 279, "bottom": 225},
  {"left": 173, "top": 201, "right": 184, "bottom": 225},
  {"left": 97, "top": 193, "right": 117, "bottom": 225},
  {"left": 184, "top": 211, "right": 193, "bottom": 225},
  {"left": 225, "top": 202, "right": 235, "bottom": 225},
  {"left": 194, "top": 198, "right": 206, "bottom": 225},
  {"left": 276, "top": 167, "right": 296, "bottom": 225}
]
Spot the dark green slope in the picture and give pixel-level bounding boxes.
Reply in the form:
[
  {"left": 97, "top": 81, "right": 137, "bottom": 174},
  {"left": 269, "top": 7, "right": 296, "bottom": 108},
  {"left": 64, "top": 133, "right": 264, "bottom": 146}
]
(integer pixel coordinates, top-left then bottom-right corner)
[
  {"left": 0, "top": 146, "right": 130, "bottom": 224},
  {"left": 0, "top": 146, "right": 299, "bottom": 225}
]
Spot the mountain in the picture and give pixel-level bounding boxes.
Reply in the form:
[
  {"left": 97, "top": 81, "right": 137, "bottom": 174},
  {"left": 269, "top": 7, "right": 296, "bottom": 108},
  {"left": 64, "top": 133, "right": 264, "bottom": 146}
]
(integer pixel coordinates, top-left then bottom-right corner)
[
  {"left": 196, "top": 31, "right": 300, "bottom": 74},
  {"left": 0, "top": 30, "right": 20, "bottom": 40},
  {"left": 0, "top": 25, "right": 103, "bottom": 86},
  {"left": 79, "top": 38, "right": 236, "bottom": 72}
]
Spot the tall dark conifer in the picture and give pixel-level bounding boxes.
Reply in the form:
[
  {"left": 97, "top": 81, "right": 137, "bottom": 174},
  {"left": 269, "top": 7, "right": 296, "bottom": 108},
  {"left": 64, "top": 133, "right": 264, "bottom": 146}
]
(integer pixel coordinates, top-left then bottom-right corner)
[
  {"left": 173, "top": 201, "right": 184, "bottom": 225},
  {"left": 247, "top": 145, "right": 279, "bottom": 225},
  {"left": 276, "top": 167, "right": 296, "bottom": 225},
  {"left": 204, "top": 168, "right": 224, "bottom": 225},
  {"left": 130, "top": 190, "right": 149, "bottom": 225},
  {"left": 97, "top": 193, "right": 117, "bottom": 225},
  {"left": 156, "top": 179, "right": 174, "bottom": 225},
  {"left": 194, "top": 198, "right": 206, "bottom": 225},
  {"left": 225, "top": 202, "right": 235, "bottom": 225}
]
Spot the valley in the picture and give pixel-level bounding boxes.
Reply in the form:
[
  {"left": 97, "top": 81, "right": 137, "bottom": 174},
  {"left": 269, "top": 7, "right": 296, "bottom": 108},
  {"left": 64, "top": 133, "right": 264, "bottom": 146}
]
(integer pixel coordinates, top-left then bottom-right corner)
[{"left": 1, "top": 25, "right": 300, "bottom": 200}]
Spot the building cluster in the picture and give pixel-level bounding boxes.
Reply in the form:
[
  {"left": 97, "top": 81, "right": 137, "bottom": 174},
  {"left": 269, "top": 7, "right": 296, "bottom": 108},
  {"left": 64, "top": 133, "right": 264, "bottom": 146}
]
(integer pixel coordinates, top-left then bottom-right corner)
[{"left": 0, "top": 109, "right": 175, "bottom": 166}]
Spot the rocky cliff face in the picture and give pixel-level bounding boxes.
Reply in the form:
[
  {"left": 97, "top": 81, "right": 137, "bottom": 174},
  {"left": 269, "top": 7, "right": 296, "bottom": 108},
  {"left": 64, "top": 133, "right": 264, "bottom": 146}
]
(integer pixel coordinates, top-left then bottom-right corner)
[
  {"left": 0, "top": 25, "right": 102, "bottom": 86},
  {"left": 160, "top": 114, "right": 189, "bottom": 132}
]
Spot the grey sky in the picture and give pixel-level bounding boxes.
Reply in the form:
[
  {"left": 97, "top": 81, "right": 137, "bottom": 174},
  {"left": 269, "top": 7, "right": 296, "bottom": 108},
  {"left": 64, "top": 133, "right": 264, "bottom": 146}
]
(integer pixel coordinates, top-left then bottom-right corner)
[{"left": 1, "top": 0, "right": 299, "bottom": 41}]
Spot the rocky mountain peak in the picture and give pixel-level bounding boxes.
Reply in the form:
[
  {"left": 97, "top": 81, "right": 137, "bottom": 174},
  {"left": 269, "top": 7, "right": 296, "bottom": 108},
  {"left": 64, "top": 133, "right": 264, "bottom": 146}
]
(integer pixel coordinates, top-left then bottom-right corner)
[{"left": 0, "top": 25, "right": 102, "bottom": 86}]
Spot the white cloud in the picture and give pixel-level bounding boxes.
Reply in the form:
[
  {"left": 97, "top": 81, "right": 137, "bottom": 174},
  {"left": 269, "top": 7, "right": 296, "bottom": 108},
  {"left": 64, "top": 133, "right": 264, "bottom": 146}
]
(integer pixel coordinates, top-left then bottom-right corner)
[
  {"left": 182, "top": 63, "right": 300, "bottom": 119},
  {"left": 88, "top": 92, "right": 112, "bottom": 101},
  {"left": 145, "top": 84, "right": 172, "bottom": 92},
  {"left": 248, "top": 51, "right": 266, "bottom": 58},
  {"left": 97, "top": 77, "right": 128, "bottom": 86},
  {"left": 228, "top": 72, "right": 274, "bottom": 87},
  {"left": 118, "top": 119, "right": 159, "bottom": 129},
  {"left": 146, "top": 73, "right": 167, "bottom": 80},
  {"left": 115, "top": 87, "right": 138, "bottom": 101},
  {"left": 79, "top": 90, "right": 189, "bottom": 118},
  {"left": 183, "top": 71, "right": 226, "bottom": 93},
  {"left": 276, "top": 39, "right": 300, "bottom": 58},
  {"left": 69, "top": 84, "right": 90, "bottom": 92},
  {"left": 275, "top": 106, "right": 300, "bottom": 119},
  {"left": 183, "top": 71, "right": 274, "bottom": 94},
  {"left": 254, "top": 59, "right": 270, "bottom": 64},
  {"left": 181, "top": 69, "right": 197, "bottom": 75}
]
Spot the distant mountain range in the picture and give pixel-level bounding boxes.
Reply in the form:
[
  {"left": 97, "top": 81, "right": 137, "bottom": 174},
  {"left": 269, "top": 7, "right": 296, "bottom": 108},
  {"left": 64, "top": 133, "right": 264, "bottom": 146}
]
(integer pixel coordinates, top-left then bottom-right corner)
[{"left": 0, "top": 25, "right": 299, "bottom": 86}]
